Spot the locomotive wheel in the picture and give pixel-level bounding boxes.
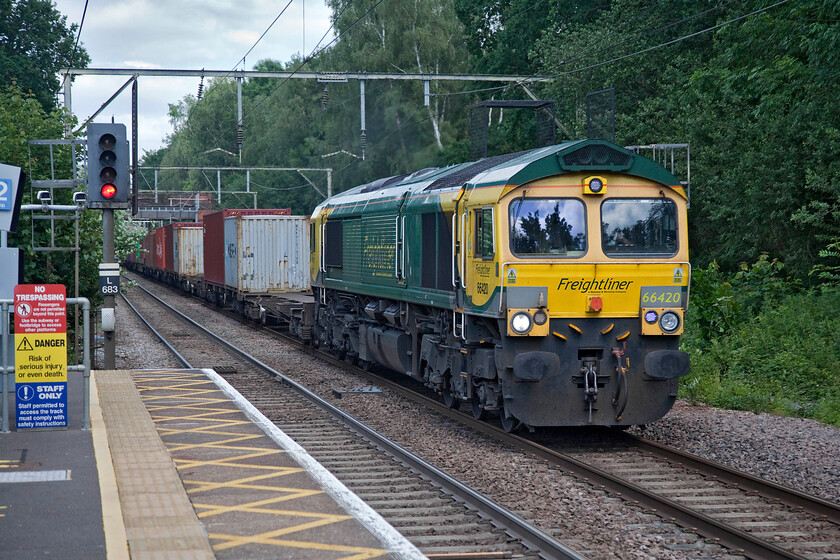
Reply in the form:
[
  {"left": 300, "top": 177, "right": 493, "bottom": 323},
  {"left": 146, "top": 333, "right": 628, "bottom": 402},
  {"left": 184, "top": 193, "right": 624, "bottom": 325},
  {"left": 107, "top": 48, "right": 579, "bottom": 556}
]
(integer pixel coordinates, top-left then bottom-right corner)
[
  {"left": 470, "top": 395, "right": 485, "bottom": 420},
  {"left": 442, "top": 386, "right": 460, "bottom": 410},
  {"left": 500, "top": 404, "right": 518, "bottom": 433}
]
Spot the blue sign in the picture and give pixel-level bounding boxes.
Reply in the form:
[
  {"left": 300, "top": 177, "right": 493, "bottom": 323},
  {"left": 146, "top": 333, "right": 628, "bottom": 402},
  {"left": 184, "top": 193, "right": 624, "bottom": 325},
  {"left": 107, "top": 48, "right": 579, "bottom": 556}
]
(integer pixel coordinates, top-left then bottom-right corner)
[
  {"left": 16, "top": 382, "right": 68, "bottom": 429},
  {"left": 0, "top": 163, "right": 23, "bottom": 232},
  {"left": 0, "top": 178, "right": 11, "bottom": 210}
]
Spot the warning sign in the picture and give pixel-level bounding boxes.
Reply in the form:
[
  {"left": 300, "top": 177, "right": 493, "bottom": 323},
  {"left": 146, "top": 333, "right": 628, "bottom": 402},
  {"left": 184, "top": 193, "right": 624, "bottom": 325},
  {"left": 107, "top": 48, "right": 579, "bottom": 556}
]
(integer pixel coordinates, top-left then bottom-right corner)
[
  {"left": 14, "top": 284, "right": 68, "bottom": 429},
  {"left": 506, "top": 268, "right": 517, "bottom": 285},
  {"left": 16, "top": 337, "right": 33, "bottom": 351},
  {"left": 14, "top": 284, "right": 66, "bottom": 333},
  {"left": 14, "top": 333, "right": 67, "bottom": 383}
]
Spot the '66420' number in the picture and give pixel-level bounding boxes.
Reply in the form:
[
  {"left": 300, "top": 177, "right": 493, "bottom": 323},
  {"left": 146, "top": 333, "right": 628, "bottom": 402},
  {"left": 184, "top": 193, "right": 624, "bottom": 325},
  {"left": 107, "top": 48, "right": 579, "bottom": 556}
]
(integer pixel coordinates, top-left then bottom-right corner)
[{"left": 640, "top": 287, "right": 681, "bottom": 307}]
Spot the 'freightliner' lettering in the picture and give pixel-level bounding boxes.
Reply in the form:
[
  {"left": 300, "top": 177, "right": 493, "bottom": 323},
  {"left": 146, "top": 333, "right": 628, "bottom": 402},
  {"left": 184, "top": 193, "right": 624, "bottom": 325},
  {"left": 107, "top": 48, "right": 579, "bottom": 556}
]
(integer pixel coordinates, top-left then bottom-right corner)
[{"left": 557, "top": 278, "right": 633, "bottom": 293}]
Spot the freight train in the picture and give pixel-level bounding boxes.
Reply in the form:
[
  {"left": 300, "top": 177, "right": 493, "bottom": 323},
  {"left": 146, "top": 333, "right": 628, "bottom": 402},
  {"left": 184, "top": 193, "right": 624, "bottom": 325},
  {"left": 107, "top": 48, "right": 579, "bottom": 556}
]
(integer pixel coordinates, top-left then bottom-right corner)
[{"left": 128, "top": 139, "right": 691, "bottom": 430}]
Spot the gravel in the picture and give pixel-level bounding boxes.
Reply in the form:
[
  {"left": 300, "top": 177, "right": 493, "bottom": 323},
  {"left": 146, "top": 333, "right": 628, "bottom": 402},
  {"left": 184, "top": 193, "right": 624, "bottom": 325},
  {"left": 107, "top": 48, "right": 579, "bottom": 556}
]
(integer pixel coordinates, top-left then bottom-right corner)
[{"left": 113, "top": 285, "right": 840, "bottom": 560}]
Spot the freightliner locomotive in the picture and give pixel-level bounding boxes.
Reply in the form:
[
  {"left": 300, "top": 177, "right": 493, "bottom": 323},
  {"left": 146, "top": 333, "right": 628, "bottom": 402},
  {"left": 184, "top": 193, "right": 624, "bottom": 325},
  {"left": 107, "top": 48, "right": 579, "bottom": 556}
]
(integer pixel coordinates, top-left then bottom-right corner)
[{"left": 305, "top": 139, "right": 690, "bottom": 430}]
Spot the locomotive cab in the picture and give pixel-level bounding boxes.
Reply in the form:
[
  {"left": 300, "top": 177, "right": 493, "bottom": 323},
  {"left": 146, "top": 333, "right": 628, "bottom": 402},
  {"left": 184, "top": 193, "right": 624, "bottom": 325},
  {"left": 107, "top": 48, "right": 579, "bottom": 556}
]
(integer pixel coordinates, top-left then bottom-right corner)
[{"left": 461, "top": 163, "right": 690, "bottom": 427}]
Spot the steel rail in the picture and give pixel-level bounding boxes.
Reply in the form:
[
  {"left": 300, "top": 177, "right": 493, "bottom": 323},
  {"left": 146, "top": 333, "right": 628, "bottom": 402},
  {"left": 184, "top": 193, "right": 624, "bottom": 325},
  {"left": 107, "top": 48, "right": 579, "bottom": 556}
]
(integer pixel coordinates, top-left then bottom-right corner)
[
  {"left": 625, "top": 433, "right": 840, "bottom": 523},
  {"left": 125, "top": 282, "right": 587, "bottom": 560},
  {"left": 119, "top": 292, "right": 192, "bottom": 368}
]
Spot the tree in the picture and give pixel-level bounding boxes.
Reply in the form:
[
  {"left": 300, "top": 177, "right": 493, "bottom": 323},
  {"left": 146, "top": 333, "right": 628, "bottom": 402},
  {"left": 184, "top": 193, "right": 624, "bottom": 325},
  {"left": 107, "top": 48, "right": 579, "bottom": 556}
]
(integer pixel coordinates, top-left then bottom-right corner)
[
  {"left": 454, "top": 0, "right": 610, "bottom": 75},
  {"left": 0, "top": 0, "right": 90, "bottom": 109},
  {"left": 1, "top": 83, "right": 104, "bottom": 318},
  {"left": 323, "top": 0, "right": 473, "bottom": 178}
]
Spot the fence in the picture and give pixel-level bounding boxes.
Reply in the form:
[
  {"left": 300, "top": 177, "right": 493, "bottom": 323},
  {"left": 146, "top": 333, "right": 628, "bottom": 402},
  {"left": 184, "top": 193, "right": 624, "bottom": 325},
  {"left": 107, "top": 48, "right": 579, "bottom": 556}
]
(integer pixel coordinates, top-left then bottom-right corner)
[{"left": 0, "top": 297, "right": 91, "bottom": 432}]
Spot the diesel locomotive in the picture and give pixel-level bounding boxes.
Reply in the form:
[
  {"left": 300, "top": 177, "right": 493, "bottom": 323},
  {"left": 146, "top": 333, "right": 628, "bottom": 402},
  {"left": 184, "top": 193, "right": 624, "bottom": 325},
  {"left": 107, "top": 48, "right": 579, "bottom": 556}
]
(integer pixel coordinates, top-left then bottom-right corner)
[{"left": 305, "top": 139, "right": 690, "bottom": 429}]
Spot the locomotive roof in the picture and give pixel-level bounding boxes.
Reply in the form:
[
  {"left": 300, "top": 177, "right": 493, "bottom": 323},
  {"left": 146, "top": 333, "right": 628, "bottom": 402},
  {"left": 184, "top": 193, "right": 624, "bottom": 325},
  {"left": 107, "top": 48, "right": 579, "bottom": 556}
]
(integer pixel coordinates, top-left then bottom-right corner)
[{"left": 315, "top": 139, "right": 684, "bottom": 215}]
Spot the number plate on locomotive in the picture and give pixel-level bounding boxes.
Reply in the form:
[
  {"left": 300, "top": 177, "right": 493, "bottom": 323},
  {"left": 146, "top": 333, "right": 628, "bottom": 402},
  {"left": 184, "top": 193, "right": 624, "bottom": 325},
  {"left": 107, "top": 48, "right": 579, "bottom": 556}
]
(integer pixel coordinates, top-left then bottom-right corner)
[{"left": 640, "top": 287, "right": 682, "bottom": 307}]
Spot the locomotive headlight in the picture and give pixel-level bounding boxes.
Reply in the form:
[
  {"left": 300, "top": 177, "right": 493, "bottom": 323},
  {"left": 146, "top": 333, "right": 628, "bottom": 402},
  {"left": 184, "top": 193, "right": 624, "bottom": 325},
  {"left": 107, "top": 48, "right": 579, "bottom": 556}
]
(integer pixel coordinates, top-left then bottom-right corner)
[
  {"left": 644, "top": 310, "right": 659, "bottom": 324},
  {"left": 659, "top": 311, "right": 681, "bottom": 333},
  {"left": 510, "top": 311, "right": 533, "bottom": 335},
  {"left": 583, "top": 175, "right": 607, "bottom": 195}
]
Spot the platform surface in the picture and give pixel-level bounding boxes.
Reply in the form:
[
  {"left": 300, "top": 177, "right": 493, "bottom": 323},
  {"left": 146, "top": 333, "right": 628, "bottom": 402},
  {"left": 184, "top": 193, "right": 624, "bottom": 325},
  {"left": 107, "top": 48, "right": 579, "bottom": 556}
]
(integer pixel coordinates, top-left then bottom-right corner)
[{"left": 1, "top": 369, "right": 424, "bottom": 559}]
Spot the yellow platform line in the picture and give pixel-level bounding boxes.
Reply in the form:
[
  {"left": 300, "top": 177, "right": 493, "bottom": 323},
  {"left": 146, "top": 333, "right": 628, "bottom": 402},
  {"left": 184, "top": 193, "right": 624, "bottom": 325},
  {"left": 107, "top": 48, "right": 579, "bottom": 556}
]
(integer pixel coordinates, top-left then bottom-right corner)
[
  {"left": 155, "top": 423, "right": 256, "bottom": 437},
  {"left": 141, "top": 396, "right": 231, "bottom": 406},
  {"left": 194, "top": 492, "right": 328, "bottom": 517},
  {"left": 210, "top": 523, "right": 387, "bottom": 559},
  {"left": 185, "top": 470, "right": 307, "bottom": 494},
  {"left": 173, "top": 450, "right": 285, "bottom": 469},
  {"left": 136, "top": 378, "right": 217, "bottom": 386},
  {"left": 136, "top": 380, "right": 219, "bottom": 389},
  {"left": 165, "top": 439, "right": 279, "bottom": 453},
  {"left": 148, "top": 409, "right": 243, "bottom": 422},
  {"left": 155, "top": 426, "right": 265, "bottom": 437},
  {"left": 211, "top": 537, "right": 387, "bottom": 559},
  {"left": 137, "top": 386, "right": 225, "bottom": 397}
]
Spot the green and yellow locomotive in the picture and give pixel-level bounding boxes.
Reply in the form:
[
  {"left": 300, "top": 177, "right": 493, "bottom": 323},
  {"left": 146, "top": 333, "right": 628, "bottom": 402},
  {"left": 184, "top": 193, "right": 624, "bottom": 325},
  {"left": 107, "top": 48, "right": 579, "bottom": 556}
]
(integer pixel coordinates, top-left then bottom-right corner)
[{"left": 309, "top": 139, "right": 690, "bottom": 429}]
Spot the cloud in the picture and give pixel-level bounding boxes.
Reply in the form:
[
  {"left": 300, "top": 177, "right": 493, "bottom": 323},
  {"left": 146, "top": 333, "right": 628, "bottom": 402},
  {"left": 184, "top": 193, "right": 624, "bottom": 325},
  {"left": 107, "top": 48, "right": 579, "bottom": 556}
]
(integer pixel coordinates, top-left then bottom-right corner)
[{"left": 53, "top": 0, "right": 334, "bottom": 154}]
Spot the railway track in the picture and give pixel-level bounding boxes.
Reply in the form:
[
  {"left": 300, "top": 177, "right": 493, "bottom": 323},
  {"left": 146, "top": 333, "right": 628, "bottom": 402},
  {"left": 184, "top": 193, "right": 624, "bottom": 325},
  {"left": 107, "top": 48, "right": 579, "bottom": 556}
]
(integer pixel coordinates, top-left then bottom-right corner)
[
  {"left": 121, "top": 281, "right": 586, "bottom": 560},
  {"left": 124, "top": 274, "right": 840, "bottom": 560}
]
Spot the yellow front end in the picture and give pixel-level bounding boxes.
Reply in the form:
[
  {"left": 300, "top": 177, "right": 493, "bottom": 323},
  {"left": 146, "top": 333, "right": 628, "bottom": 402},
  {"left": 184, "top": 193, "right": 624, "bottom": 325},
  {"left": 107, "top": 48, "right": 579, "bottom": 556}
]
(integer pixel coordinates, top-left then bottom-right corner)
[{"left": 466, "top": 172, "right": 691, "bottom": 426}]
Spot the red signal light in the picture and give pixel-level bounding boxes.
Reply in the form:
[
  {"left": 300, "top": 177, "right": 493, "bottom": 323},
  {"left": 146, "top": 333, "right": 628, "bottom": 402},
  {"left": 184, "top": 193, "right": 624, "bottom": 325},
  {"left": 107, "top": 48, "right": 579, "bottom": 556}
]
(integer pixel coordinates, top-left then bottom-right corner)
[{"left": 101, "top": 184, "right": 117, "bottom": 199}]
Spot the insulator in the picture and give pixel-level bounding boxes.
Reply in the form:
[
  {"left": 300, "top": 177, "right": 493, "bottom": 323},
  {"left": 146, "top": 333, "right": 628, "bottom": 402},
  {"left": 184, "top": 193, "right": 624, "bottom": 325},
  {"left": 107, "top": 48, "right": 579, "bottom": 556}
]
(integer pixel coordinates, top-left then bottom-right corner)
[
  {"left": 360, "top": 131, "right": 367, "bottom": 160},
  {"left": 197, "top": 71, "right": 205, "bottom": 100},
  {"left": 237, "top": 127, "right": 243, "bottom": 149},
  {"left": 322, "top": 86, "right": 329, "bottom": 111}
]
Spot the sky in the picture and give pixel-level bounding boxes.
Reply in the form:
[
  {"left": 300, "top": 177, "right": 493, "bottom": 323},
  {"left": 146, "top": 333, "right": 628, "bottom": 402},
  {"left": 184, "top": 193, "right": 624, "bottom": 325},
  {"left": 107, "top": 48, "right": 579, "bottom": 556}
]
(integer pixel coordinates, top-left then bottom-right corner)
[{"left": 52, "top": 0, "right": 335, "bottom": 157}]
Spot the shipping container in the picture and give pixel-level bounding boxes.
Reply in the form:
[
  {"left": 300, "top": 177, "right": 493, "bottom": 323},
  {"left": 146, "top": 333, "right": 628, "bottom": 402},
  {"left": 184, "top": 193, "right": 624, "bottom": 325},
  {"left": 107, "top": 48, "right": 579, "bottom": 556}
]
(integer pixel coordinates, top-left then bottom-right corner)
[
  {"left": 152, "top": 225, "right": 168, "bottom": 272},
  {"left": 171, "top": 223, "right": 203, "bottom": 277},
  {"left": 203, "top": 208, "right": 291, "bottom": 287},
  {"left": 224, "top": 214, "right": 310, "bottom": 294},
  {"left": 142, "top": 229, "right": 156, "bottom": 269},
  {"left": 162, "top": 223, "right": 177, "bottom": 273}
]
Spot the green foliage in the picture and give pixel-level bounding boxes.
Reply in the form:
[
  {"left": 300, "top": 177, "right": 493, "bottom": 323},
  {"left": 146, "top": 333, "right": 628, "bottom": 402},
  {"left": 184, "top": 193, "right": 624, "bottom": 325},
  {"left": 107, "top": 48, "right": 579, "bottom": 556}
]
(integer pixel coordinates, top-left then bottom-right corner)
[
  {"left": 114, "top": 211, "right": 147, "bottom": 263},
  {"left": 809, "top": 239, "right": 840, "bottom": 287},
  {"left": 684, "top": 255, "right": 788, "bottom": 344},
  {"left": 681, "top": 288, "right": 840, "bottom": 426},
  {"left": 0, "top": 0, "right": 90, "bottom": 109},
  {"left": 453, "top": 0, "right": 610, "bottom": 75}
]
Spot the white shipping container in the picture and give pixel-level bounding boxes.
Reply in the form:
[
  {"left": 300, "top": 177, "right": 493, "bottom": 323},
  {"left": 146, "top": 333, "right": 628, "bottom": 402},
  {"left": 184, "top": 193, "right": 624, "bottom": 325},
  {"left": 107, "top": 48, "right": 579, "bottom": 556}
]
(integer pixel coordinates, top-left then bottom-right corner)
[
  {"left": 174, "top": 226, "right": 204, "bottom": 277},
  {"left": 224, "top": 215, "right": 310, "bottom": 293}
]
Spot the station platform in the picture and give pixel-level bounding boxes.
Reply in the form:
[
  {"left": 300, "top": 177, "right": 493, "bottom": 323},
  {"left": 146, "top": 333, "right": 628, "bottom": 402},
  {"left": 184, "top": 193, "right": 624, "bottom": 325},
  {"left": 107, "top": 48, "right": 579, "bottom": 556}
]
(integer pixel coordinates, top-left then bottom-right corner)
[{"left": 0, "top": 368, "right": 426, "bottom": 559}]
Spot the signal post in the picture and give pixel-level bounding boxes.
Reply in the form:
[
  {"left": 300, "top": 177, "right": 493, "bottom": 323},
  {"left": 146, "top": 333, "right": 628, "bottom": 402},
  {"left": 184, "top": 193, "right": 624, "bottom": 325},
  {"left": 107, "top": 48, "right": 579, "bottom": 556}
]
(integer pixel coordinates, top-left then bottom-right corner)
[{"left": 86, "top": 123, "right": 130, "bottom": 369}]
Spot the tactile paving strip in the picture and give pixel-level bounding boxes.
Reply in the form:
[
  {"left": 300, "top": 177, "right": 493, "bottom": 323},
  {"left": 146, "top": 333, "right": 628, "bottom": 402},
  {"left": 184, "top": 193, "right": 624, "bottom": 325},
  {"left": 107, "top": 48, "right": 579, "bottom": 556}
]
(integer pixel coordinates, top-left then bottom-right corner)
[{"left": 131, "top": 369, "right": 389, "bottom": 560}]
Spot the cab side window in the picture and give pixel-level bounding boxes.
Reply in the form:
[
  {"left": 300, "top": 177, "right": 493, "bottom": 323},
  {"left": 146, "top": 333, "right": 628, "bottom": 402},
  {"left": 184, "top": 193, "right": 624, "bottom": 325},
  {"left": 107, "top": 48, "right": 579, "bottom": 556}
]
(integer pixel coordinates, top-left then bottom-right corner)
[{"left": 474, "top": 207, "right": 494, "bottom": 259}]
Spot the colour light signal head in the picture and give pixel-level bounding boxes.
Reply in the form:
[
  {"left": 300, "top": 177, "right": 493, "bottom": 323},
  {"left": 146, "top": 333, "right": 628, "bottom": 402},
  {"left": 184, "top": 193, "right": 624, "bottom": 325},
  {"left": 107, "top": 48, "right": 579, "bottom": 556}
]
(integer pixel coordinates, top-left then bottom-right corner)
[{"left": 85, "top": 123, "right": 129, "bottom": 209}]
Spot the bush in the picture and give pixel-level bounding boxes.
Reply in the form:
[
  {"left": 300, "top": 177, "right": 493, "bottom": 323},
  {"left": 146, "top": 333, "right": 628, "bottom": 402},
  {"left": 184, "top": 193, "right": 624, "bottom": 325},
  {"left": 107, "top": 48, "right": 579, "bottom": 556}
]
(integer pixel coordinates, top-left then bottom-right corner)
[
  {"left": 686, "top": 255, "right": 789, "bottom": 345},
  {"left": 681, "top": 288, "right": 840, "bottom": 426}
]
